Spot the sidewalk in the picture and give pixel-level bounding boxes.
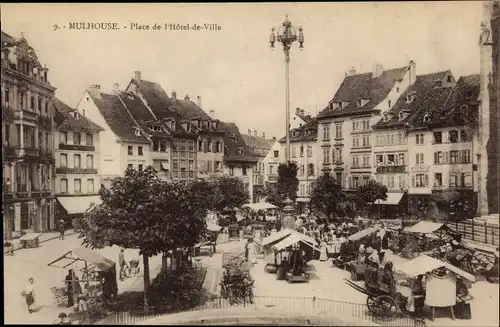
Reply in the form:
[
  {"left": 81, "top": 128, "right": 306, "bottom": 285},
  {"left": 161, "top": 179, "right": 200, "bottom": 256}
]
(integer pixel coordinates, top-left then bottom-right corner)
[{"left": 3, "top": 229, "right": 78, "bottom": 254}]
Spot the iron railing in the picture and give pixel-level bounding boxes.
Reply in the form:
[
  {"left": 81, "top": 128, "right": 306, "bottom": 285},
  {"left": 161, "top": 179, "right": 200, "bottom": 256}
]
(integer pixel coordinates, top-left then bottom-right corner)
[{"left": 95, "top": 296, "right": 419, "bottom": 326}]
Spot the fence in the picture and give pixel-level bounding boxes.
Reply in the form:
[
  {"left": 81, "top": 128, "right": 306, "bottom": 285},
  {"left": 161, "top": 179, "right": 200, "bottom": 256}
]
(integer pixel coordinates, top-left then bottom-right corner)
[
  {"left": 95, "top": 296, "right": 419, "bottom": 326},
  {"left": 447, "top": 220, "right": 499, "bottom": 246}
]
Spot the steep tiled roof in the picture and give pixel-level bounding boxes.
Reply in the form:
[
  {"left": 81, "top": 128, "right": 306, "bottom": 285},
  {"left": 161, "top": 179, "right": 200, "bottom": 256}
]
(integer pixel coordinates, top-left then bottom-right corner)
[
  {"left": 135, "top": 80, "right": 182, "bottom": 121},
  {"left": 373, "top": 71, "right": 451, "bottom": 130},
  {"left": 408, "top": 86, "right": 455, "bottom": 129},
  {"left": 317, "top": 66, "right": 408, "bottom": 119},
  {"left": 89, "top": 92, "right": 149, "bottom": 143},
  {"left": 431, "top": 74, "right": 480, "bottom": 128},
  {"left": 1, "top": 31, "right": 15, "bottom": 44},
  {"left": 296, "top": 113, "right": 314, "bottom": 123},
  {"left": 241, "top": 134, "right": 275, "bottom": 157},
  {"left": 53, "top": 97, "right": 104, "bottom": 132},
  {"left": 220, "top": 122, "right": 259, "bottom": 163},
  {"left": 279, "top": 118, "right": 318, "bottom": 143}
]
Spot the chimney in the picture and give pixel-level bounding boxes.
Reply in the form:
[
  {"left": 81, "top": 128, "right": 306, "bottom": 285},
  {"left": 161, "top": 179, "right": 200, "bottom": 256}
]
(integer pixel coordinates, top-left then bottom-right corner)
[
  {"left": 300, "top": 109, "right": 305, "bottom": 116},
  {"left": 262, "top": 132, "right": 266, "bottom": 138},
  {"left": 88, "top": 84, "right": 101, "bottom": 98},
  {"left": 374, "top": 63, "right": 384, "bottom": 78},
  {"left": 254, "top": 130, "right": 257, "bottom": 137},
  {"left": 113, "top": 82, "right": 119, "bottom": 92},
  {"left": 209, "top": 109, "right": 215, "bottom": 118},
  {"left": 171, "top": 90, "right": 177, "bottom": 101},
  {"left": 134, "top": 71, "right": 141, "bottom": 82},
  {"left": 197, "top": 95, "right": 202, "bottom": 108},
  {"left": 272, "top": 137, "right": 276, "bottom": 141},
  {"left": 184, "top": 94, "right": 190, "bottom": 100},
  {"left": 296, "top": 108, "right": 301, "bottom": 114},
  {"left": 248, "top": 129, "right": 252, "bottom": 136},
  {"left": 409, "top": 60, "right": 416, "bottom": 84},
  {"left": 348, "top": 67, "right": 356, "bottom": 76}
]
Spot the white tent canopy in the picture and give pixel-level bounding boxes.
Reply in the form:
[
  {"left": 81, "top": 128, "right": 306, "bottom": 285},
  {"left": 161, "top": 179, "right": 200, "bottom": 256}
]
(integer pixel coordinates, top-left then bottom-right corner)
[
  {"left": 242, "top": 202, "right": 277, "bottom": 211},
  {"left": 396, "top": 254, "right": 475, "bottom": 282},
  {"left": 273, "top": 233, "right": 321, "bottom": 252},
  {"left": 404, "top": 221, "right": 446, "bottom": 234},
  {"left": 261, "top": 228, "right": 318, "bottom": 248},
  {"left": 206, "top": 222, "right": 222, "bottom": 232}
]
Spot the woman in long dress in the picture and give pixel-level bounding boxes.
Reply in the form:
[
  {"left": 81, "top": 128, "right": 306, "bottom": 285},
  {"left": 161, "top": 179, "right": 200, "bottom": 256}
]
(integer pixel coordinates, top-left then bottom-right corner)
[
  {"left": 21, "top": 277, "right": 36, "bottom": 313},
  {"left": 319, "top": 239, "right": 328, "bottom": 261}
]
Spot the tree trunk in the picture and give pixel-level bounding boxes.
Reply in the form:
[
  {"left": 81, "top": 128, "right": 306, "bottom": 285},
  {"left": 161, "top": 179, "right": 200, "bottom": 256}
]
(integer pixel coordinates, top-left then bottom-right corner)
[
  {"left": 142, "top": 253, "right": 150, "bottom": 312},
  {"left": 162, "top": 252, "right": 168, "bottom": 271}
]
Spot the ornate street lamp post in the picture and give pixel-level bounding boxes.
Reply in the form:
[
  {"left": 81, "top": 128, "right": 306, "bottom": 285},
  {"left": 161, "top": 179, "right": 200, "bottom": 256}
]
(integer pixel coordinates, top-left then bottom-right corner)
[
  {"left": 270, "top": 16, "right": 304, "bottom": 229},
  {"left": 270, "top": 15, "right": 304, "bottom": 163}
]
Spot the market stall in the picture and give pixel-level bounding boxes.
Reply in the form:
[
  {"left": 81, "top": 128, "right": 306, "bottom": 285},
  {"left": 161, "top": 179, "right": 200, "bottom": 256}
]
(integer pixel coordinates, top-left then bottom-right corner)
[
  {"left": 48, "top": 247, "right": 117, "bottom": 323},
  {"left": 19, "top": 232, "right": 42, "bottom": 248},
  {"left": 396, "top": 254, "right": 475, "bottom": 321}
]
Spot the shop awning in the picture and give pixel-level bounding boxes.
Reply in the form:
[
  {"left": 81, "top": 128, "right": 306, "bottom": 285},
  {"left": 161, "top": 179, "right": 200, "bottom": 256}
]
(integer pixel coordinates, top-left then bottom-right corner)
[
  {"left": 160, "top": 162, "right": 169, "bottom": 170},
  {"left": 242, "top": 202, "right": 277, "bottom": 210},
  {"left": 375, "top": 193, "right": 404, "bottom": 205},
  {"left": 396, "top": 254, "right": 475, "bottom": 282},
  {"left": 273, "top": 234, "right": 320, "bottom": 252},
  {"left": 57, "top": 196, "right": 102, "bottom": 214},
  {"left": 347, "top": 227, "right": 378, "bottom": 242}
]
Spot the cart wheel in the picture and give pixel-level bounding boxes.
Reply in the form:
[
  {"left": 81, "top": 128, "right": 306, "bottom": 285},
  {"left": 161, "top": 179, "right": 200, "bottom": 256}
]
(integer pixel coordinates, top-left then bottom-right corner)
[
  {"left": 366, "top": 296, "right": 377, "bottom": 314},
  {"left": 375, "top": 295, "right": 399, "bottom": 316}
]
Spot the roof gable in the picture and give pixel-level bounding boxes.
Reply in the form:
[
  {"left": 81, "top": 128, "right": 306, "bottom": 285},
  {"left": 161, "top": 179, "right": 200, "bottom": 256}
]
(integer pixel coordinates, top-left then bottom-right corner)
[
  {"left": 220, "top": 122, "right": 259, "bottom": 163},
  {"left": 53, "top": 97, "right": 104, "bottom": 132}
]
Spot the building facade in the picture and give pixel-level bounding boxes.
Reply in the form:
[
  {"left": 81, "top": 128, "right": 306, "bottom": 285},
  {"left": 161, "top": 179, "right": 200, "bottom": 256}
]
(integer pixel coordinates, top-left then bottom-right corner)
[
  {"left": 2, "top": 31, "right": 57, "bottom": 236},
  {"left": 52, "top": 98, "right": 104, "bottom": 220},
  {"left": 316, "top": 62, "right": 415, "bottom": 192},
  {"left": 221, "top": 122, "right": 258, "bottom": 203},
  {"left": 241, "top": 130, "right": 275, "bottom": 203}
]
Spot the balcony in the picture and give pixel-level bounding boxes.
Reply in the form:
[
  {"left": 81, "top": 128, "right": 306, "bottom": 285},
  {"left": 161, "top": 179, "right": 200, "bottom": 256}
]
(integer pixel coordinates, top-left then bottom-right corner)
[
  {"left": 14, "top": 108, "right": 39, "bottom": 121},
  {"left": 39, "top": 149, "right": 55, "bottom": 161},
  {"left": 38, "top": 115, "right": 53, "bottom": 129},
  {"left": 2, "top": 105, "right": 15, "bottom": 121},
  {"left": 3, "top": 145, "right": 16, "bottom": 157},
  {"left": 59, "top": 143, "right": 96, "bottom": 151},
  {"left": 18, "top": 147, "right": 40, "bottom": 158},
  {"left": 375, "top": 165, "right": 407, "bottom": 173},
  {"left": 56, "top": 167, "right": 98, "bottom": 174}
]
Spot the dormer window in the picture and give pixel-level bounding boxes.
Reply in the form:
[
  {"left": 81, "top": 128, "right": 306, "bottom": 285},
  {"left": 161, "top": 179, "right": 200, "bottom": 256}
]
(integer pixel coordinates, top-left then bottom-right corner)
[
  {"left": 382, "top": 113, "right": 388, "bottom": 122},
  {"left": 128, "top": 92, "right": 135, "bottom": 100},
  {"left": 237, "top": 148, "right": 244, "bottom": 156},
  {"left": 134, "top": 127, "right": 141, "bottom": 136},
  {"left": 357, "top": 99, "right": 362, "bottom": 107},
  {"left": 171, "top": 122, "right": 176, "bottom": 131},
  {"left": 460, "top": 105, "right": 469, "bottom": 118},
  {"left": 72, "top": 111, "right": 79, "bottom": 119},
  {"left": 155, "top": 126, "right": 162, "bottom": 132},
  {"left": 329, "top": 103, "right": 334, "bottom": 111},
  {"left": 406, "top": 94, "right": 415, "bottom": 103},
  {"left": 435, "top": 80, "right": 443, "bottom": 88},
  {"left": 423, "top": 112, "right": 431, "bottom": 123},
  {"left": 398, "top": 112, "right": 404, "bottom": 121},
  {"left": 447, "top": 75, "right": 452, "bottom": 83},
  {"left": 338, "top": 102, "right": 343, "bottom": 109},
  {"left": 292, "top": 131, "right": 297, "bottom": 137},
  {"left": 466, "top": 92, "right": 473, "bottom": 100},
  {"left": 230, "top": 134, "right": 237, "bottom": 142}
]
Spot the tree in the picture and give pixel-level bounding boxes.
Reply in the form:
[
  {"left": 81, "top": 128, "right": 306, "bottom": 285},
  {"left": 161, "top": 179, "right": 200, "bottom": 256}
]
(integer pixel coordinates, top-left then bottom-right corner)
[
  {"left": 264, "top": 183, "right": 287, "bottom": 209},
  {"left": 211, "top": 175, "right": 250, "bottom": 212},
  {"left": 310, "top": 174, "right": 346, "bottom": 219},
  {"left": 356, "top": 179, "right": 388, "bottom": 218},
  {"left": 74, "top": 166, "right": 207, "bottom": 311},
  {"left": 277, "top": 161, "right": 299, "bottom": 201}
]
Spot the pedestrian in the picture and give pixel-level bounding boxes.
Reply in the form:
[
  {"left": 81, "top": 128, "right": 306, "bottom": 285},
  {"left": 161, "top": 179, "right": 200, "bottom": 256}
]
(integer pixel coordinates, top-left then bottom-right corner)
[
  {"left": 118, "top": 249, "right": 128, "bottom": 281},
  {"left": 58, "top": 219, "right": 65, "bottom": 240},
  {"left": 21, "top": 277, "right": 36, "bottom": 313},
  {"left": 410, "top": 274, "right": 426, "bottom": 319},
  {"left": 65, "top": 269, "right": 81, "bottom": 307}
]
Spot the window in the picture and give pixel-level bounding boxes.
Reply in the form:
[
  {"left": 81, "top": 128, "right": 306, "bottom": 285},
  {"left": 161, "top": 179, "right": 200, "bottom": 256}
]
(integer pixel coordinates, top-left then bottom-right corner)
[
  {"left": 449, "top": 173, "right": 457, "bottom": 187},
  {"left": 433, "top": 132, "right": 442, "bottom": 144},
  {"left": 387, "top": 154, "right": 395, "bottom": 165},
  {"left": 396, "top": 87, "right": 400, "bottom": 93},
  {"left": 60, "top": 179, "right": 68, "bottom": 193},
  {"left": 362, "top": 155, "right": 370, "bottom": 167},
  {"left": 388, "top": 100, "right": 392, "bottom": 108},
  {"left": 449, "top": 130, "right": 459, "bottom": 143},
  {"left": 308, "top": 163, "right": 314, "bottom": 176},
  {"left": 307, "top": 145, "right": 313, "bottom": 157},
  {"left": 352, "top": 156, "right": 359, "bottom": 168},
  {"left": 274, "top": 150, "right": 279, "bottom": 158},
  {"left": 207, "top": 140, "right": 212, "bottom": 152},
  {"left": 300, "top": 164, "right": 305, "bottom": 176},
  {"left": 414, "top": 174, "right": 428, "bottom": 187},
  {"left": 450, "top": 150, "right": 459, "bottom": 164},
  {"left": 160, "top": 141, "right": 167, "bottom": 152},
  {"left": 460, "top": 130, "right": 470, "bottom": 142},
  {"left": 269, "top": 165, "right": 274, "bottom": 175},
  {"left": 127, "top": 164, "right": 133, "bottom": 170},
  {"left": 398, "top": 154, "right": 405, "bottom": 166},
  {"left": 376, "top": 154, "right": 384, "bottom": 166},
  {"left": 415, "top": 133, "right": 424, "bottom": 145},
  {"left": 416, "top": 153, "right": 424, "bottom": 165},
  {"left": 242, "top": 166, "right": 247, "bottom": 176},
  {"left": 464, "top": 173, "right": 472, "bottom": 187},
  {"left": 434, "top": 152, "right": 443, "bottom": 164},
  {"left": 5, "top": 88, "right": 10, "bottom": 105},
  {"left": 30, "top": 96, "right": 35, "bottom": 110},
  {"left": 216, "top": 142, "right": 221, "bottom": 153},
  {"left": 74, "top": 154, "right": 81, "bottom": 168},
  {"left": 462, "top": 149, "right": 471, "bottom": 163},
  {"left": 447, "top": 75, "right": 452, "bottom": 83},
  {"left": 86, "top": 155, "right": 94, "bottom": 169},
  {"left": 460, "top": 105, "right": 469, "bottom": 118},
  {"left": 74, "top": 132, "right": 81, "bottom": 145},
  {"left": 352, "top": 137, "right": 360, "bottom": 148},
  {"left": 352, "top": 176, "right": 359, "bottom": 188},
  {"left": 362, "top": 136, "right": 370, "bottom": 147},
  {"left": 128, "top": 146, "right": 133, "bottom": 155},
  {"left": 335, "top": 124, "right": 342, "bottom": 139},
  {"left": 73, "top": 178, "right": 81, "bottom": 193},
  {"left": 87, "top": 179, "right": 95, "bottom": 193},
  {"left": 237, "top": 148, "right": 244, "bottom": 156},
  {"left": 138, "top": 146, "right": 143, "bottom": 156},
  {"left": 60, "top": 154, "right": 68, "bottom": 167},
  {"left": 322, "top": 124, "right": 330, "bottom": 140},
  {"left": 138, "top": 164, "right": 143, "bottom": 171},
  {"left": 323, "top": 148, "right": 330, "bottom": 164},
  {"left": 434, "top": 173, "right": 443, "bottom": 186},
  {"left": 388, "top": 176, "right": 395, "bottom": 189},
  {"left": 338, "top": 102, "right": 343, "bottom": 109},
  {"left": 337, "top": 148, "right": 343, "bottom": 163},
  {"left": 86, "top": 133, "right": 93, "bottom": 145},
  {"left": 198, "top": 140, "right": 203, "bottom": 151},
  {"left": 60, "top": 131, "right": 68, "bottom": 144},
  {"left": 292, "top": 147, "right": 296, "bottom": 158},
  {"left": 399, "top": 175, "right": 406, "bottom": 189}
]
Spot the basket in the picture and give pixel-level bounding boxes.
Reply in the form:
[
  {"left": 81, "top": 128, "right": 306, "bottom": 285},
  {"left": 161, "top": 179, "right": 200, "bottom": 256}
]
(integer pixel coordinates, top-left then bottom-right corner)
[{"left": 129, "top": 260, "right": 140, "bottom": 268}]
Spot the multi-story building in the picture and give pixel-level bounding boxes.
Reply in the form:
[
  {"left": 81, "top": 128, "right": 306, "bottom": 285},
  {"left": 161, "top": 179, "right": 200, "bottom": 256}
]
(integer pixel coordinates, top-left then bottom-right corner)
[
  {"left": 263, "top": 139, "right": 282, "bottom": 185},
  {"left": 278, "top": 118, "right": 319, "bottom": 214},
  {"left": 76, "top": 85, "right": 153, "bottom": 186},
  {"left": 242, "top": 130, "right": 275, "bottom": 203},
  {"left": 220, "top": 122, "right": 258, "bottom": 203},
  {"left": 2, "top": 31, "right": 56, "bottom": 236},
  {"left": 479, "top": 0, "right": 500, "bottom": 215},
  {"left": 52, "top": 98, "right": 104, "bottom": 220},
  {"left": 372, "top": 71, "right": 455, "bottom": 212},
  {"left": 316, "top": 62, "right": 416, "bottom": 191}
]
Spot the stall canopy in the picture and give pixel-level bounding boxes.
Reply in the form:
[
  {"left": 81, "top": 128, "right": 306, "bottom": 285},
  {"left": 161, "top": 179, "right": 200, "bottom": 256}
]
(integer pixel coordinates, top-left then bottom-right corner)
[
  {"left": 374, "top": 193, "right": 404, "bottom": 205},
  {"left": 206, "top": 222, "right": 222, "bottom": 232},
  {"left": 347, "top": 227, "right": 378, "bottom": 242},
  {"left": 48, "top": 247, "right": 115, "bottom": 272},
  {"left": 272, "top": 233, "right": 320, "bottom": 252},
  {"left": 57, "top": 196, "right": 102, "bottom": 215},
  {"left": 242, "top": 202, "right": 277, "bottom": 210},
  {"left": 396, "top": 254, "right": 475, "bottom": 282},
  {"left": 404, "top": 221, "right": 451, "bottom": 234},
  {"left": 261, "top": 228, "right": 318, "bottom": 248}
]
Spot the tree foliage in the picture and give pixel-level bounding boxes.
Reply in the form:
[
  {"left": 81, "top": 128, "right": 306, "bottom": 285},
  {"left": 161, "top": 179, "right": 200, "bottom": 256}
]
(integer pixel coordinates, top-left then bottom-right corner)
[
  {"left": 264, "top": 183, "right": 287, "bottom": 209},
  {"left": 310, "top": 174, "right": 346, "bottom": 219},
  {"left": 210, "top": 175, "right": 250, "bottom": 212},
  {"left": 264, "top": 161, "right": 299, "bottom": 208},
  {"left": 356, "top": 179, "right": 388, "bottom": 204}
]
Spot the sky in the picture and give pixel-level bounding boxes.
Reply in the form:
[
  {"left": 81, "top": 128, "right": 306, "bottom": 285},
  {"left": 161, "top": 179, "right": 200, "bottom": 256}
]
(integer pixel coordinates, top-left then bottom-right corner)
[{"left": 1, "top": 2, "right": 483, "bottom": 139}]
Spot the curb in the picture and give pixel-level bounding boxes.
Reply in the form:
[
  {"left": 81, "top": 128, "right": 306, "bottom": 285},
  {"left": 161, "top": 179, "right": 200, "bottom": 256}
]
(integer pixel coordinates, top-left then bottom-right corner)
[{"left": 3, "top": 230, "right": 79, "bottom": 255}]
